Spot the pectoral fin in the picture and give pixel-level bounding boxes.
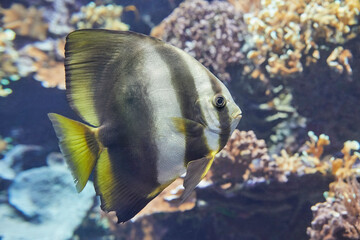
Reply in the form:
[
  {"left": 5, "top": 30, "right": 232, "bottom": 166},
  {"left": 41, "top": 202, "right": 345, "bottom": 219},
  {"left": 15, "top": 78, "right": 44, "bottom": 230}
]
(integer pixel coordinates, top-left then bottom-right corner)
[
  {"left": 171, "top": 117, "right": 204, "bottom": 137},
  {"left": 180, "top": 155, "right": 214, "bottom": 202}
]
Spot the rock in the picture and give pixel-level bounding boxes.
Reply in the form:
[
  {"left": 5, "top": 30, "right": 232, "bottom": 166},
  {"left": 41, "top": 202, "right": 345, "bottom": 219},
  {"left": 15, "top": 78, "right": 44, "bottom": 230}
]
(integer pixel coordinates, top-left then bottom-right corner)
[
  {"left": 0, "top": 165, "right": 95, "bottom": 240},
  {"left": 0, "top": 144, "right": 45, "bottom": 174},
  {"left": 0, "top": 145, "right": 46, "bottom": 190}
]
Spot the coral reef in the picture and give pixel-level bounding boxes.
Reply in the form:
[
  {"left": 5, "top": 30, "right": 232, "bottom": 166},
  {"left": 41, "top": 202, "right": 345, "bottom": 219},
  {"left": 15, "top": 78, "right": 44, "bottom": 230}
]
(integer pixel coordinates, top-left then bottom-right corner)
[
  {"left": 0, "top": 3, "right": 48, "bottom": 40},
  {"left": 70, "top": 2, "right": 129, "bottom": 31},
  {"left": 151, "top": 0, "right": 246, "bottom": 81},
  {"left": 331, "top": 141, "right": 360, "bottom": 180},
  {"left": 41, "top": 0, "right": 76, "bottom": 36},
  {"left": 212, "top": 130, "right": 332, "bottom": 187},
  {"left": 289, "top": 39, "right": 360, "bottom": 151},
  {"left": 308, "top": 177, "right": 360, "bottom": 240},
  {"left": 307, "top": 140, "right": 360, "bottom": 240},
  {"left": 16, "top": 39, "right": 66, "bottom": 89},
  {"left": 244, "top": 0, "right": 360, "bottom": 81},
  {"left": 210, "top": 130, "right": 273, "bottom": 190},
  {"left": 228, "top": 0, "right": 262, "bottom": 13}
]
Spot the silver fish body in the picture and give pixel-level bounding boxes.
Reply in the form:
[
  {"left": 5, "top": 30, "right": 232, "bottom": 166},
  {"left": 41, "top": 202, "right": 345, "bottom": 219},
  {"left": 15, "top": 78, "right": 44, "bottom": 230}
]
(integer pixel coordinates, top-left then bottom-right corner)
[{"left": 48, "top": 29, "right": 242, "bottom": 223}]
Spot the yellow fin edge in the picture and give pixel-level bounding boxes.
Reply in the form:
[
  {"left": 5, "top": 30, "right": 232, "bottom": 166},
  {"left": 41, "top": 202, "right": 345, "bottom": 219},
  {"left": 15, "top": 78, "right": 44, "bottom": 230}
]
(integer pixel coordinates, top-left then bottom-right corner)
[
  {"left": 48, "top": 113, "right": 102, "bottom": 192},
  {"left": 147, "top": 178, "right": 177, "bottom": 198},
  {"left": 201, "top": 151, "right": 217, "bottom": 179}
]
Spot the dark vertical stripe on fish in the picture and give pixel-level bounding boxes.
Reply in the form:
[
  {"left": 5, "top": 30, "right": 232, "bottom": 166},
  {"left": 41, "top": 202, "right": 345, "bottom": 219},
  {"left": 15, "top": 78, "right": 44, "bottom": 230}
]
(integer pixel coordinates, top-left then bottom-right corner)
[
  {"left": 207, "top": 72, "right": 231, "bottom": 150},
  {"left": 155, "top": 46, "right": 210, "bottom": 164},
  {"left": 96, "top": 40, "right": 160, "bottom": 195}
]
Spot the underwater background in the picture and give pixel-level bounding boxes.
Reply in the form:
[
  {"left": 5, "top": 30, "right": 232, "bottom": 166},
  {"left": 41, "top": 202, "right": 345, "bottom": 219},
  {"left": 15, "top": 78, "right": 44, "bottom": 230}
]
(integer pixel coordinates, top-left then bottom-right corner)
[{"left": 0, "top": 0, "right": 359, "bottom": 239}]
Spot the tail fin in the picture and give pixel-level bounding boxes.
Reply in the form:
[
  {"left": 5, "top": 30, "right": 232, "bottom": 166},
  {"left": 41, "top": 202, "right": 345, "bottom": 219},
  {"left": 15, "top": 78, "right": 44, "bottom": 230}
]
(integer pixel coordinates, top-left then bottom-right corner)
[{"left": 48, "top": 113, "right": 102, "bottom": 192}]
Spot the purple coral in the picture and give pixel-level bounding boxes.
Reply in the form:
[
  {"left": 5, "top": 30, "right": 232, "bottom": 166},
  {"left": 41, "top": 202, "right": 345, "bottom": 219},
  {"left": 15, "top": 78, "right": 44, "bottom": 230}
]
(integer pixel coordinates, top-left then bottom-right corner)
[
  {"left": 308, "top": 178, "right": 360, "bottom": 240},
  {"left": 152, "top": 0, "right": 246, "bottom": 81},
  {"left": 211, "top": 130, "right": 271, "bottom": 190}
]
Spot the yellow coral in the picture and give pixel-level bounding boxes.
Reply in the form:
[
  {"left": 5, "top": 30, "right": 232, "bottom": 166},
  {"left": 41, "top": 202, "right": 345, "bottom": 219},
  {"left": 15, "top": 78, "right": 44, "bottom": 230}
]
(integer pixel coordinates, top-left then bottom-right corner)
[
  {"left": 331, "top": 140, "right": 360, "bottom": 180},
  {"left": 273, "top": 150, "right": 304, "bottom": 174},
  {"left": 326, "top": 46, "right": 353, "bottom": 74},
  {"left": 71, "top": 2, "right": 129, "bottom": 31},
  {"left": 34, "top": 61, "right": 65, "bottom": 89},
  {"left": 245, "top": 0, "right": 359, "bottom": 79},
  {"left": 273, "top": 131, "right": 331, "bottom": 175},
  {"left": 0, "top": 3, "right": 48, "bottom": 40},
  {"left": 17, "top": 43, "right": 65, "bottom": 89},
  {"left": 228, "top": 0, "right": 262, "bottom": 13}
]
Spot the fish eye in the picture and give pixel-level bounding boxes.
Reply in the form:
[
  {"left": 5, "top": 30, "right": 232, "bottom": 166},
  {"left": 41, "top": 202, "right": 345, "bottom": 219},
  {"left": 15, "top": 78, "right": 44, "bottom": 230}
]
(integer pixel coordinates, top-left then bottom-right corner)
[{"left": 212, "top": 94, "right": 226, "bottom": 108}]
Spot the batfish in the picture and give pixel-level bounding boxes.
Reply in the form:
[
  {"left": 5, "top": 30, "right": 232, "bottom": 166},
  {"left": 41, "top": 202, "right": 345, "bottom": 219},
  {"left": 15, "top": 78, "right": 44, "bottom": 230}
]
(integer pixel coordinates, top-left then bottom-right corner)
[{"left": 48, "top": 29, "right": 242, "bottom": 223}]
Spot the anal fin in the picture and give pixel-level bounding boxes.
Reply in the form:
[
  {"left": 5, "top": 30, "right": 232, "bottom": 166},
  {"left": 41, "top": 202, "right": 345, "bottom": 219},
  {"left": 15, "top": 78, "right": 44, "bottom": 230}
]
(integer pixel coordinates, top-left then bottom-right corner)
[
  {"left": 95, "top": 149, "right": 156, "bottom": 223},
  {"left": 181, "top": 155, "right": 214, "bottom": 202}
]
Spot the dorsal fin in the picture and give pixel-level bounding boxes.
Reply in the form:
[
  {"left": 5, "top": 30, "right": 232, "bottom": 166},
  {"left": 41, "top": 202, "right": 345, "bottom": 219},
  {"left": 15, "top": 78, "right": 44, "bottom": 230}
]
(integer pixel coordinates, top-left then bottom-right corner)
[{"left": 64, "top": 29, "right": 161, "bottom": 126}]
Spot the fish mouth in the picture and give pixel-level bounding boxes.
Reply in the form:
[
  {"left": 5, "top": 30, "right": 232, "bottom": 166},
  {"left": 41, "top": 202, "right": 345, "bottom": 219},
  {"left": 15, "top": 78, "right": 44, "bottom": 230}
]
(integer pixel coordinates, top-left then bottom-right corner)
[{"left": 232, "top": 110, "right": 242, "bottom": 120}]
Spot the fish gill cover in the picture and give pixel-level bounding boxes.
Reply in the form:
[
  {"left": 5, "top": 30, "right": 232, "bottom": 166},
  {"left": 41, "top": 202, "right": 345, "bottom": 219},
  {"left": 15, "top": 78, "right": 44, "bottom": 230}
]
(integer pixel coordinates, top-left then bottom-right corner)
[{"left": 0, "top": 0, "right": 359, "bottom": 239}]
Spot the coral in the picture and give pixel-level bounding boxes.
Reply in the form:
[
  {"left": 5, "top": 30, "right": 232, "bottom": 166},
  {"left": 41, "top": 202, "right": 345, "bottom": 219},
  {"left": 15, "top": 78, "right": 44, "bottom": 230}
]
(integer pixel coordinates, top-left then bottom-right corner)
[
  {"left": 228, "top": 0, "right": 262, "bottom": 13},
  {"left": 257, "top": 84, "right": 307, "bottom": 152},
  {"left": 308, "top": 178, "right": 360, "bottom": 240},
  {"left": 34, "top": 60, "right": 65, "bottom": 89},
  {"left": 273, "top": 131, "right": 331, "bottom": 177},
  {"left": 151, "top": 0, "right": 246, "bottom": 81},
  {"left": 331, "top": 140, "right": 360, "bottom": 180},
  {"left": 244, "top": 0, "right": 360, "bottom": 80},
  {"left": 16, "top": 39, "right": 66, "bottom": 89},
  {"left": 42, "top": 0, "right": 76, "bottom": 36},
  {"left": 0, "top": 28, "right": 20, "bottom": 97},
  {"left": 308, "top": 139, "right": 360, "bottom": 240},
  {"left": 326, "top": 46, "right": 353, "bottom": 75},
  {"left": 212, "top": 130, "right": 333, "bottom": 188},
  {"left": 289, "top": 39, "right": 360, "bottom": 151},
  {"left": 0, "top": 3, "right": 48, "bottom": 40},
  {"left": 211, "top": 130, "right": 272, "bottom": 190},
  {"left": 70, "top": 2, "right": 129, "bottom": 31}
]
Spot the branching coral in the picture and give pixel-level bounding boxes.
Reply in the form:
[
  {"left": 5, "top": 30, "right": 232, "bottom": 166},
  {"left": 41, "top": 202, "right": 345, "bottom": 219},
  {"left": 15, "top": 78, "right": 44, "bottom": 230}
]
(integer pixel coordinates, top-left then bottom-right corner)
[
  {"left": 42, "top": 0, "right": 76, "bottom": 36},
  {"left": 273, "top": 131, "right": 332, "bottom": 178},
  {"left": 16, "top": 40, "right": 66, "bottom": 89},
  {"left": 151, "top": 0, "right": 246, "bottom": 81},
  {"left": 0, "top": 3, "right": 48, "bottom": 40},
  {"left": 244, "top": 0, "right": 360, "bottom": 80},
  {"left": 307, "top": 139, "right": 360, "bottom": 240},
  {"left": 211, "top": 130, "right": 333, "bottom": 189},
  {"left": 70, "top": 2, "right": 129, "bottom": 31},
  {"left": 228, "top": 0, "right": 262, "bottom": 13},
  {"left": 331, "top": 141, "right": 360, "bottom": 180},
  {"left": 308, "top": 177, "right": 360, "bottom": 240}
]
